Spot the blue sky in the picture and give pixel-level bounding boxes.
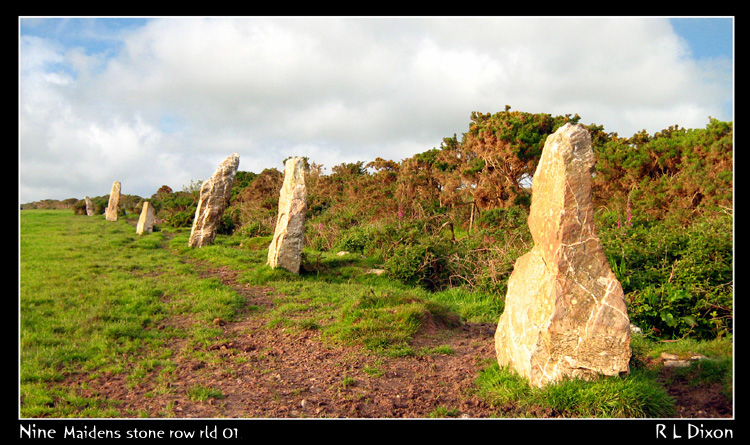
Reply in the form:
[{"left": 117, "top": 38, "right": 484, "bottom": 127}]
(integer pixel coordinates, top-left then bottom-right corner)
[
  {"left": 670, "top": 17, "right": 733, "bottom": 59},
  {"left": 19, "top": 16, "right": 733, "bottom": 203}
]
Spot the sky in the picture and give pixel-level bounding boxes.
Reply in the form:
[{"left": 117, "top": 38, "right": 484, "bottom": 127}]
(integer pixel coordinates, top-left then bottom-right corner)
[{"left": 18, "top": 16, "right": 734, "bottom": 203}]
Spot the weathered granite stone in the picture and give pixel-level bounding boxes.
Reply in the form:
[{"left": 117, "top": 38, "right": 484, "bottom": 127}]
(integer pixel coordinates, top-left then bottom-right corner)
[
  {"left": 267, "top": 157, "right": 307, "bottom": 274},
  {"left": 494, "top": 123, "right": 631, "bottom": 387},
  {"left": 105, "top": 181, "right": 121, "bottom": 221},
  {"left": 85, "top": 196, "right": 95, "bottom": 216},
  {"left": 136, "top": 201, "right": 155, "bottom": 235},
  {"left": 188, "top": 153, "right": 240, "bottom": 247}
]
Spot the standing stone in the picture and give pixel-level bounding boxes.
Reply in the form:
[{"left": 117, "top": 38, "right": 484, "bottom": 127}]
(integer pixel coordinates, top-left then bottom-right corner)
[
  {"left": 188, "top": 153, "right": 240, "bottom": 247},
  {"left": 136, "top": 201, "right": 155, "bottom": 235},
  {"left": 105, "top": 181, "right": 121, "bottom": 221},
  {"left": 267, "top": 157, "right": 307, "bottom": 274},
  {"left": 494, "top": 123, "right": 631, "bottom": 388},
  {"left": 85, "top": 196, "right": 95, "bottom": 216}
]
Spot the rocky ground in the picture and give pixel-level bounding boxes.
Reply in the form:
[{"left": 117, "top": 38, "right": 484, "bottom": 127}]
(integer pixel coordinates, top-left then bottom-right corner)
[{"left": 65, "top": 264, "right": 732, "bottom": 419}]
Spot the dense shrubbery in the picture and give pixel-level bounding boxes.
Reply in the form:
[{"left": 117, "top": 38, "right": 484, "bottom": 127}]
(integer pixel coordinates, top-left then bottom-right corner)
[
  {"left": 599, "top": 212, "right": 732, "bottom": 340},
  {"left": 51, "top": 108, "right": 731, "bottom": 341}
]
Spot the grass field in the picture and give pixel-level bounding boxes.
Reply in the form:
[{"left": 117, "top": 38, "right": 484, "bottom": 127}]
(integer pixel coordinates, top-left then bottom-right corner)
[{"left": 19, "top": 210, "right": 732, "bottom": 418}]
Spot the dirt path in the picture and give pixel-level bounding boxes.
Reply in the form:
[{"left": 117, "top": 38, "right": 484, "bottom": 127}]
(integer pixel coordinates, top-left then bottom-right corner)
[
  {"left": 67, "top": 263, "right": 731, "bottom": 418},
  {"left": 74, "top": 265, "right": 497, "bottom": 418},
  {"left": 179, "top": 266, "right": 500, "bottom": 418}
]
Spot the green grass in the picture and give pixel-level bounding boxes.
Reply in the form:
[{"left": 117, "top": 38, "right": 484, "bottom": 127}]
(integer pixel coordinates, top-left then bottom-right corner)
[
  {"left": 186, "top": 385, "right": 224, "bottom": 402},
  {"left": 476, "top": 364, "right": 677, "bottom": 418},
  {"left": 20, "top": 210, "right": 733, "bottom": 418},
  {"left": 20, "top": 210, "right": 247, "bottom": 417}
]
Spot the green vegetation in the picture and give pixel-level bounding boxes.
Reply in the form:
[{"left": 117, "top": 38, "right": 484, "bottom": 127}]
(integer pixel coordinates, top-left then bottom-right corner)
[
  {"left": 19, "top": 211, "right": 245, "bottom": 417},
  {"left": 20, "top": 107, "right": 733, "bottom": 417},
  {"left": 186, "top": 385, "right": 224, "bottom": 402},
  {"left": 476, "top": 363, "right": 677, "bottom": 418}
]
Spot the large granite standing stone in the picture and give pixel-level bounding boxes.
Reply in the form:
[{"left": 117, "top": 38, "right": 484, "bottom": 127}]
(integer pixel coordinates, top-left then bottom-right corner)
[
  {"left": 136, "top": 201, "right": 155, "bottom": 235},
  {"left": 188, "top": 153, "right": 240, "bottom": 247},
  {"left": 267, "top": 157, "right": 307, "bottom": 274},
  {"left": 85, "top": 196, "right": 95, "bottom": 216},
  {"left": 105, "top": 181, "right": 121, "bottom": 221},
  {"left": 494, "top": 123, "right": 631, "bottom": 387}
]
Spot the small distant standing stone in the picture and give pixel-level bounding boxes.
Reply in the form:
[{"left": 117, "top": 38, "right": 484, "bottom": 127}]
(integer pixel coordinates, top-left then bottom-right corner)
[
  {"left": 188, "top": 153, "right": 240, "bottom": 247},
  {"left": 136, "top": 201, "right": 156, "bottom": 235},
  {"left": 267, "top": 157, "right": 308, "bottom": 274},
  {"left": 105, "top": 181, "right": 121, "bottom": 221},
  {"left": 85, "top": 196, "right": 95, "bottom": 216}
]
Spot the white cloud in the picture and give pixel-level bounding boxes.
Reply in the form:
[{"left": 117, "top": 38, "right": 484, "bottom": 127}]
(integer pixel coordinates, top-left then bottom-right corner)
[{"left": 19, "top": 16, "right": 733, "bottom": 203}]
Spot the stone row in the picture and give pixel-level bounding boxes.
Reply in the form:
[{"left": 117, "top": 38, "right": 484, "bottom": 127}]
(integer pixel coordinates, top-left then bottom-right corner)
[
  {"left": 94, "top": 154, "right": 308, "bottom": 277},
  {"left": 91, "top": 124, "right": 632, "bottom": 388}
]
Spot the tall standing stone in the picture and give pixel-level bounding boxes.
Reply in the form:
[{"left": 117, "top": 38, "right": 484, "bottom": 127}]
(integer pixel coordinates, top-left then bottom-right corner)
[
  {"left": 188, "top": 153, "right": 240, "bottom": 247},
  {"left": 105, "top": 181, "right": 121, "bottom": 221},
  {"left": 267, "top": 157, "right": 307, "bottom": 274},
  {"left": 494, "top": 123, "right": 631, "bottom": 388},
  {"left": 85, "top": 196, "right": 95, "bottom": 216},
  {"left": 136, "top": 201, "right": 155, "bottom": 235}
]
